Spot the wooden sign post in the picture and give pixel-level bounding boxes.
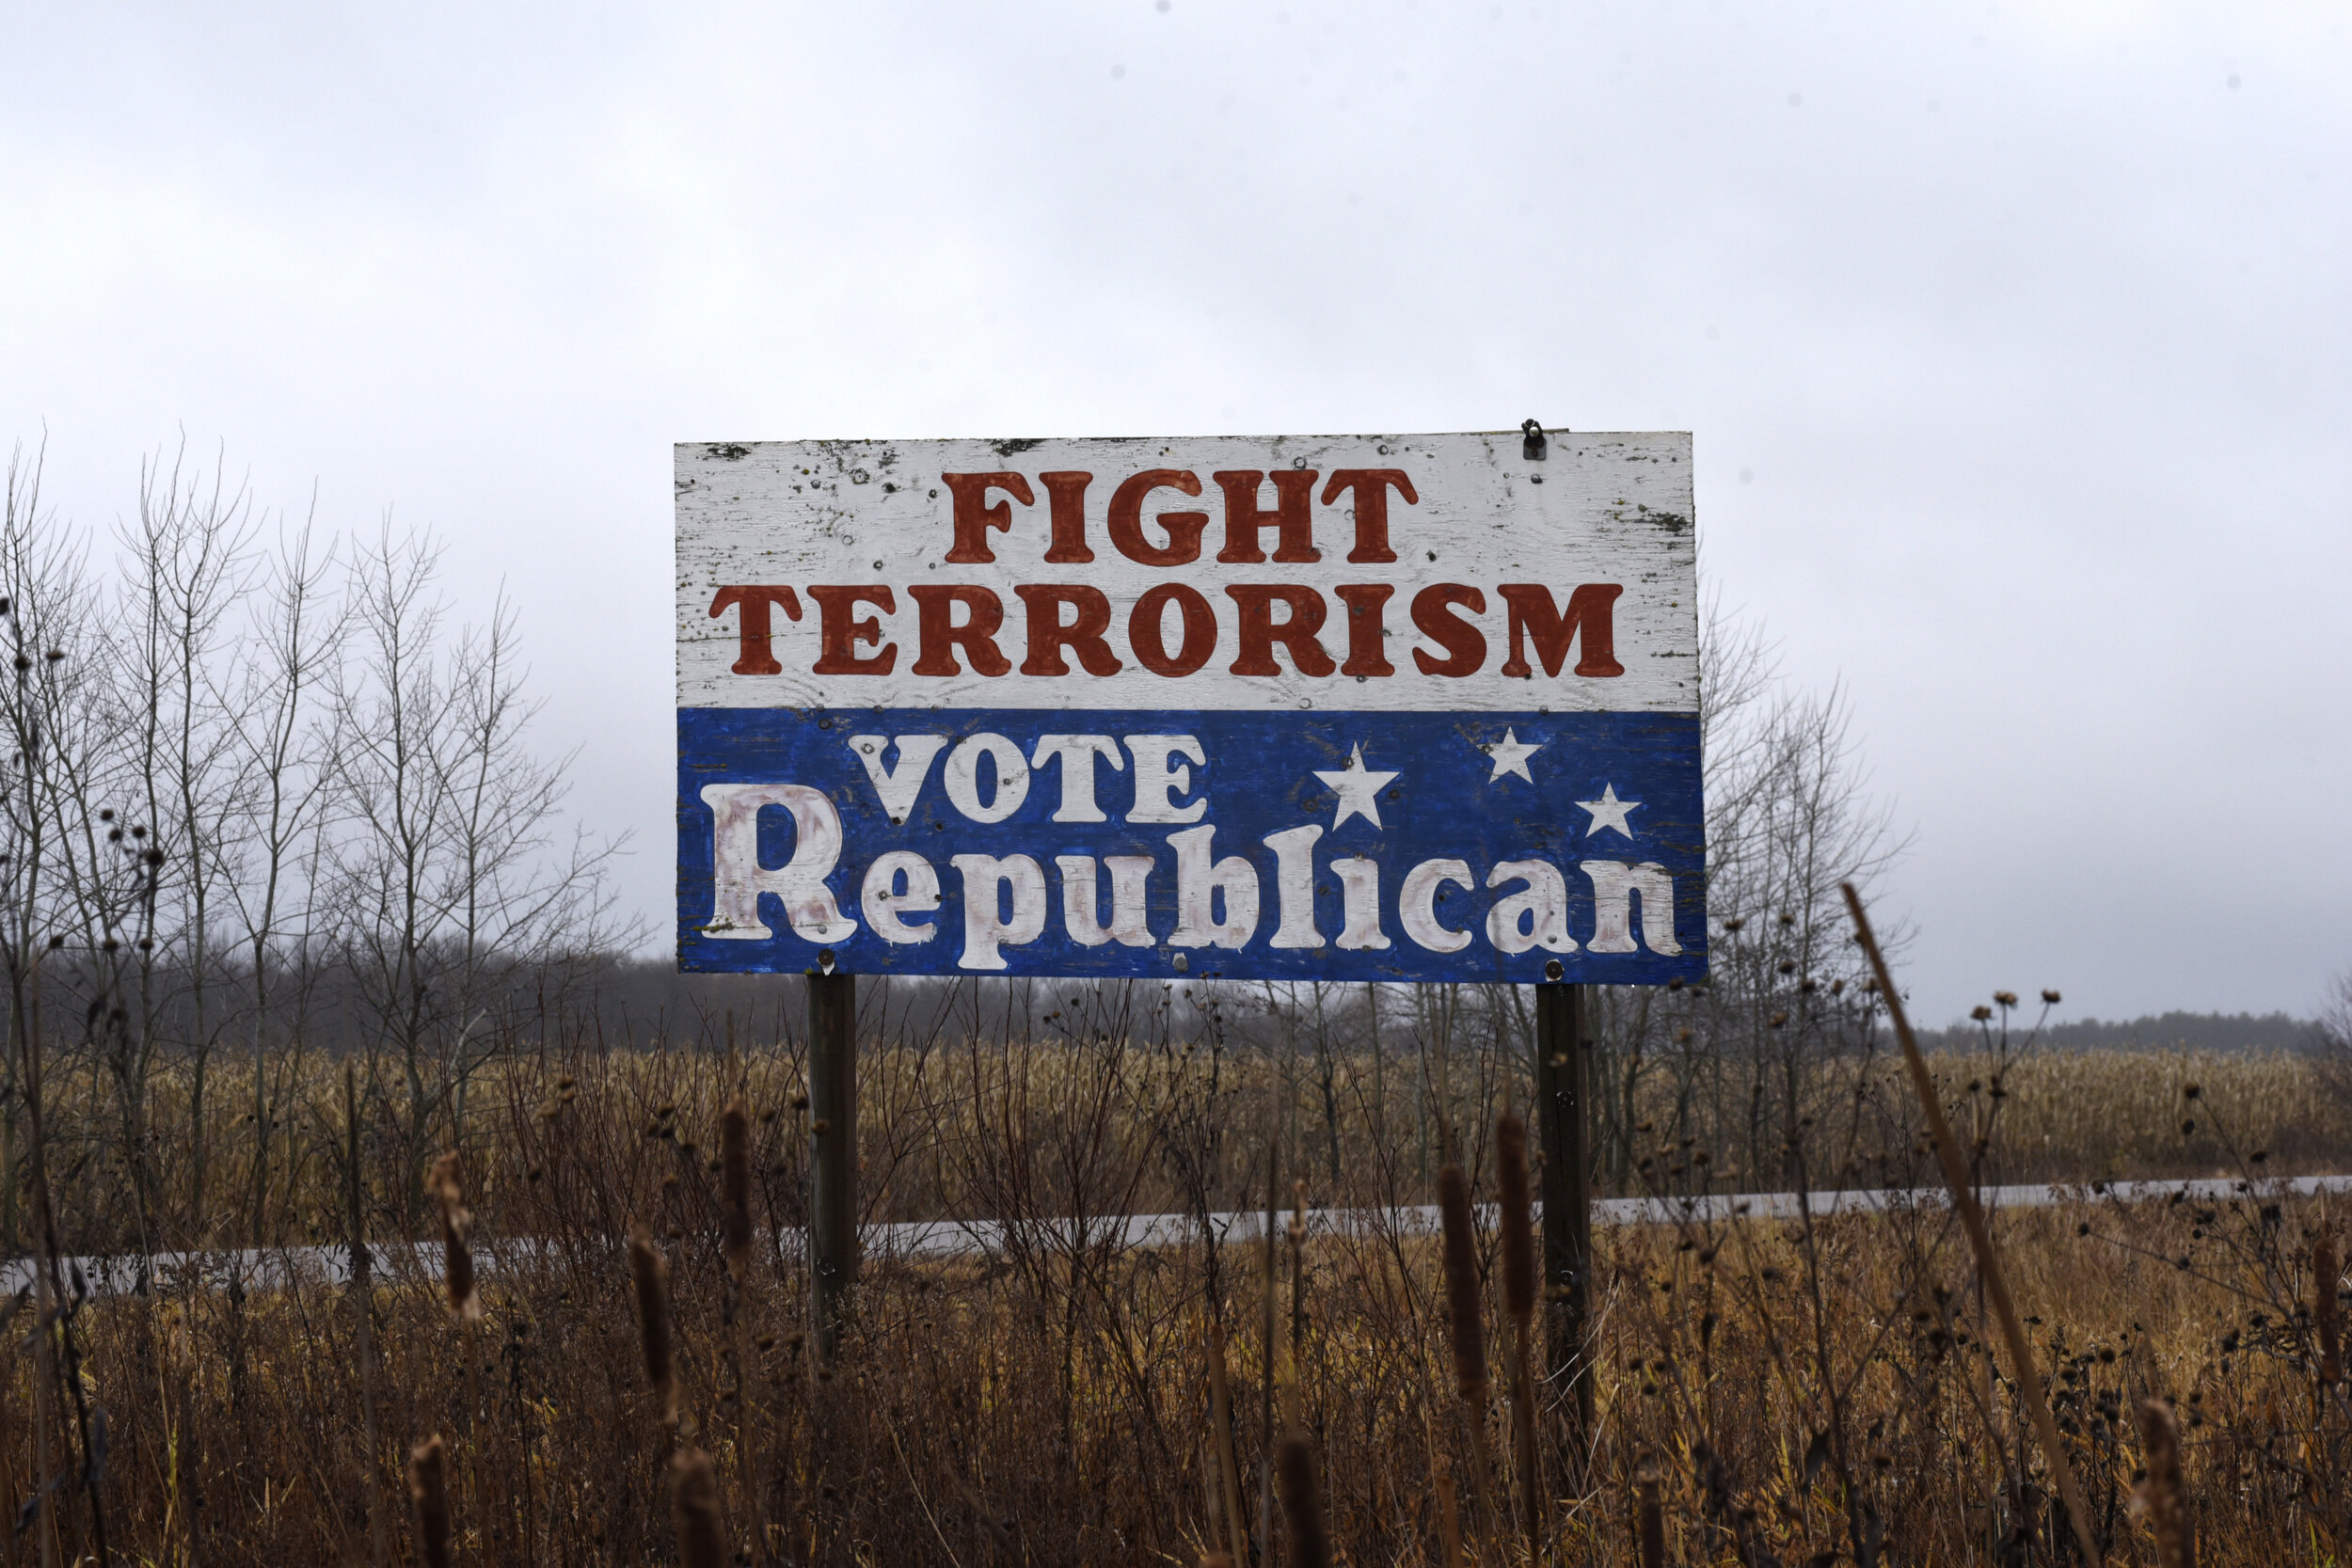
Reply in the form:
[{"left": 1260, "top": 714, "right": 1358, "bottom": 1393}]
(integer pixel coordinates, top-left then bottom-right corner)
[
  {"left": 1535, "top": 979, "right": 1595, "bottom": 1440},
  {"left": 805, "top": 960, "right": 856, "bottom": 1364}
]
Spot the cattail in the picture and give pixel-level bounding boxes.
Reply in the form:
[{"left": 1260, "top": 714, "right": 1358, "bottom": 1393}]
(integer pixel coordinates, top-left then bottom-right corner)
[
  {"left": 2317, "top": 1232, "right": 2341, "bottom": 1387},
  {"left": 631, "top": 1222, "right": 677, "bottom": 1423},
  {"left": 1200, "top": 1557, "right": 1235, "bottom": 1568},
  {"left": 720, "top": 1097, "right": 753, "bottom": 1274},
  {"left": 1497, "top": 1112, "right": 1542, "bottom": 1551},
  {"left": 1438, "top": 1162, "right": 1498, "bottom": 1535},
  {"left": 1437, "top": 1474, "right": 1465, "bottom": 1568},
  {"left": 425, "top": 1151, "right": 481, "bottom": 1323},
  {"left": 671, "top": 1445, "right": 727, "bottom": 1568},
  {"left": 2137, "top": 1399, "right": 2194, "bottom": 1568},
  {"left": 407, "top": 1435, "right": 452, "bottom": 1568},
  {"left": 1635, "top": 1454, "right": 1665, "bottom": 1568},
  {"left": 1496, "top": 1113, "right": 1535, "bottom": 1326},
  {"left": 1274, "top": 1429, "right": 1331, "bottom": 1568},
  {"left": 1438, "top": 1164, "right": 1486, "bottom": 1400}
]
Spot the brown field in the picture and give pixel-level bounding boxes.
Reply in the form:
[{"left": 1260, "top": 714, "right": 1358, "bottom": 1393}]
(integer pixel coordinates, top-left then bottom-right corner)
[{"left": 4, "top": 1005, "right": 2347, "bottom": 1566}]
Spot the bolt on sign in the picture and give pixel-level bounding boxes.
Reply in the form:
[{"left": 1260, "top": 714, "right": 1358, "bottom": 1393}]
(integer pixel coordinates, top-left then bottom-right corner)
[{"left": 676, "top": 432, "right": 1703, "bottom": 983}]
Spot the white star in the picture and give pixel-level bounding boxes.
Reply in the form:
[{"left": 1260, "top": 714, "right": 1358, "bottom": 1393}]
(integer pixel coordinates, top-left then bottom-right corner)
[
  {"left": 1577, "top": 783, "right": 1642, "bottom": 839},
  {"left": 1312, "top": 743, "right": 1400, "bottom": 830},
  {"left": 1479, "top": 727, "right": 1541, "bottom": 784}
]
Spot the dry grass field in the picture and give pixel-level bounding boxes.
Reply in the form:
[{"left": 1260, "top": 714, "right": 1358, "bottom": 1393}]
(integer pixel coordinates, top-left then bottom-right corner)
[{"left": 3, "top": 994, "right": 2346, "bottom": 1565}]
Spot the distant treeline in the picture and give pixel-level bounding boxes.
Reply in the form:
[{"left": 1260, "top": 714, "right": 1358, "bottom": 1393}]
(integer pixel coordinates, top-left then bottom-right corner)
[
  {"left": 469, "top": 965, "right": 2331, "bottom": 1064},
  {"left": 90, "top": 940, "right": 2325, "bottom": 1065},
  {"left": 1919, "top": 1008, "right": 2318, "bottom": 1054}
]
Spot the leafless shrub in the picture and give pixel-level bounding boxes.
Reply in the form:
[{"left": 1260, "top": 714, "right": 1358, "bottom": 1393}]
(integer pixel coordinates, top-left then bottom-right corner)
[{"left": 2319, "top": 1230, "right": 2342, "bottom": 1389}]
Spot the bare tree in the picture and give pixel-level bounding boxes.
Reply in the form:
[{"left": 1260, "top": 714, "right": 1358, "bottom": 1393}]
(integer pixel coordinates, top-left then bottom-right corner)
[
  {"left": 220, "top": 515, "right": 339, "bottom": 1246},
  {"left": 1592, "top": 593, "right": 1912, "bottom": 1193},
  {"left": 0, "top": 445, "right": 161, "bottom": 1245},
  {"left": 116, "top": 444, "right": 262, "bottom": 1242},
  {"left": 327, "top": 523, "right": 628, "bottom": 1223},
  {"left": 2312, "top": 967, "right": 2352, "bottom": 1112},
  {"left": 0, "top": 440, "right": 629, "bottom": 1255}
]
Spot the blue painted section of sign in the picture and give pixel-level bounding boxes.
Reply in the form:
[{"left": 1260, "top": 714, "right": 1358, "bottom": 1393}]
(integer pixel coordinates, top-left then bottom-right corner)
[{"left": 676, "top": 706, "right": 1704, "bottom": 983}]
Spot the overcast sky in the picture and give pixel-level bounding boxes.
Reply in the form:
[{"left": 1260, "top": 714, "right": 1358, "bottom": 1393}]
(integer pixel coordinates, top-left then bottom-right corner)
[{"left": 4, "top": 2, "right": 2344, "bottom": 1025}]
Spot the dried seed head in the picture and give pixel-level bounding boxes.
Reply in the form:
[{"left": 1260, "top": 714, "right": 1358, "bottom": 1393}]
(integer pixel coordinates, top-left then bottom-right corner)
[
  {"left": 426, "top": 1151, "right": 481, "bottom": 1323},
  {"left": 630, "top": 1222, "right": 677, "bottom": 1424},
  {"left": 408, "top": 1435, "right": 452, "bottom": 1568},
  {"left": 670, "top": 1446, "right": 727, "bottom": 1568},
  {"left": 720, "top": 1097, "right": 753, "bottom": 1272},
  {"left": 1496, "top": 1113, "right": 1536, "bottom": 1325},
  {"left": 1437, "top": 1164, "right": 1487, "bottom": 1402},
  {"left": 1274, "top": 1430, "right": 1331, "bottom": 1568}
]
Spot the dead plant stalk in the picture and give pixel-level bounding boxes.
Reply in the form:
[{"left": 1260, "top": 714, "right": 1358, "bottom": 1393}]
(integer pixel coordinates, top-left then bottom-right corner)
[{"left": 1842, "top": 881, "right": 2101, "bottom": 1565}]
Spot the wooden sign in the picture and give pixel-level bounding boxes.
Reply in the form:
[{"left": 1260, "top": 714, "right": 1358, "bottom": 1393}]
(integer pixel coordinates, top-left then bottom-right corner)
[{"left": 675, "top": 432, "right": 1703, "bottom": 982}]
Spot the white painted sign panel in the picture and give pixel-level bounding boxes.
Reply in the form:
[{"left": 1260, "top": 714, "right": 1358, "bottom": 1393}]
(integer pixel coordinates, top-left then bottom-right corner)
[{"left": 675, "top": 431, "right": 1702, "bottom": 984}]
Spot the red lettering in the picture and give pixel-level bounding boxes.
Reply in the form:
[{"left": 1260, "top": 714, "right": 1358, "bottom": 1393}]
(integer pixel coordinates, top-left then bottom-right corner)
[
  {"left": 1496, "top": 583, "right": 1624, "bottom": 677},
  {"left": 941, "top": 472, "right": 1035, "bottom": 563},
  {"left": 1212, "top": 469, "right": 1320, "bottom": 563},
  {"left": 1106, "top": 470, "right": 1209, "bottom": 566},
  {"left": 1332, "top": 583, "right": 1396, "bottom": 677},
  {"left": 908, "top": 584, "right": 1009, "bottom": 676},
  {"left": 1039, "top": 471, "right": 1094, "bottom": 563},
  {"left": 1225, "top": 585, "right": 1336, "bottom": 677},
  {"left": 1319, "top": 469, "right": 1416, "bottom": 563},
  {"left": 707, "top": 585, "right": 803, "bottom": 675},
  {"left": 1014, "top": 585, "right": 1122, "bottom": 676},
  {"left": 1129, "top": 583, "right": 1218, "bottom": 677},
  {"left": 1410, "top": 584, "right": 1486, "bottom": 677},
  {"left": 807, "top": 585, "right": 898, "bottom": 674}
]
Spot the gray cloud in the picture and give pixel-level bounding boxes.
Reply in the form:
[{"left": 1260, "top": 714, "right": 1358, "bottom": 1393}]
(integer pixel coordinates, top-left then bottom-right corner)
[{"left": 3, "top": 1, "right": 2344, "bottom": 1022}]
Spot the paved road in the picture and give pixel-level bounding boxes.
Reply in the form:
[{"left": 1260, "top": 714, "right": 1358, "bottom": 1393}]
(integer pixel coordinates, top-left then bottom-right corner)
[{"left": 7, "top": 1172, "right": 2336, "bottom": 1301}]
